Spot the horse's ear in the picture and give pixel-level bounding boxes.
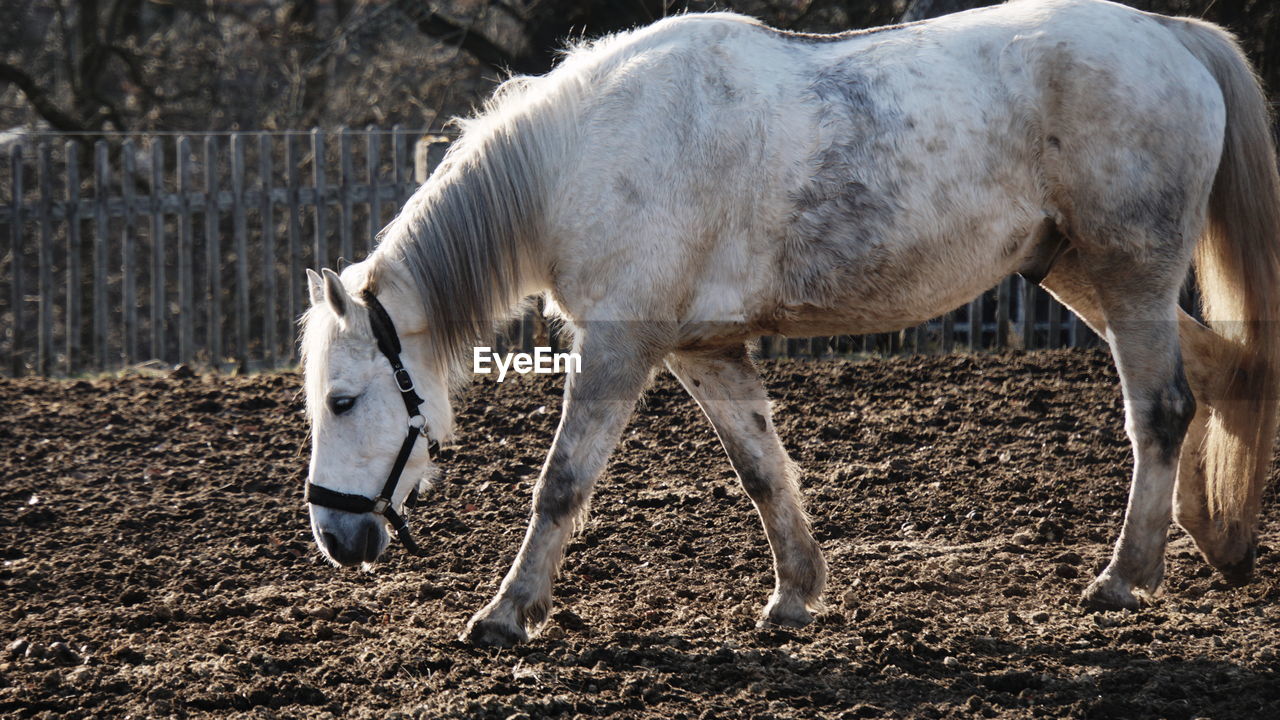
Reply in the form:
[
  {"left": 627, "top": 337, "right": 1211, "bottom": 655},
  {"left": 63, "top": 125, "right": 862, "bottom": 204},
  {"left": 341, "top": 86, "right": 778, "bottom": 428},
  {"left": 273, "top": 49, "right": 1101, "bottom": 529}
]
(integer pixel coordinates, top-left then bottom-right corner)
[
  {"left": 320, "top": 267, "right": 348, "bottom": 318},
  {"left": 306, "top": 268, "right": 324, "bottom": 306}
]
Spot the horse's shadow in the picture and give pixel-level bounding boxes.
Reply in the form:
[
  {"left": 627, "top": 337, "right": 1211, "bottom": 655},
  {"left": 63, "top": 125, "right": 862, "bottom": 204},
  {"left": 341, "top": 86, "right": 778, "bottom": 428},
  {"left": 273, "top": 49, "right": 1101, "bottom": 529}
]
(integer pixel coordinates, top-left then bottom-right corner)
[{"left": 489, "top": 627, "right": 1280, "bottom": 719}]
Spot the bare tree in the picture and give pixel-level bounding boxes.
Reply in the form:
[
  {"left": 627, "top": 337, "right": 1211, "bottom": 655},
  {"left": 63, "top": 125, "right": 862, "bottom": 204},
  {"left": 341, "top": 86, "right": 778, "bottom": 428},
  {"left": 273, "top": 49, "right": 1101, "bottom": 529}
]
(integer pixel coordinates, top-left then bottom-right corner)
[{"left": 0, "top": 0, "right": 147, "bottom": 131}]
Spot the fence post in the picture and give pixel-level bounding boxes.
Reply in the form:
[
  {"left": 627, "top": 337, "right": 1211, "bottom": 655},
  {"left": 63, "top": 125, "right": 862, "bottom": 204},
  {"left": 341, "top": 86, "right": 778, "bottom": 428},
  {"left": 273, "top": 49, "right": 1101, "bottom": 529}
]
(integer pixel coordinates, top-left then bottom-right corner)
[
  {"left": 121, "top": 141, "right": 139, "bottom": 366},
  {"left": 995, "top": 277, "right": 1011, "bottom": 349},
  {"left": 259, "top": 132, "right": 276, "bottom": 368},
  {"left": 941, "top": 310, "right": 955, "bottom": 354},
  {"left": 519, "top": 311, "right": 533, "bottom": 354},
  {"left": 231, "top": 133, "right": 250, "bottom": 372},
  {"left": 93, "top": 141, "right": 109, "bottom": 369},
  {"left": 65, "top": 141, "right": 81, "bottom": 374},
  {"left": 8, "top": 144, "right": 24, "bottom": 376},
  {"left": 1020, "top": 277, "right": 1035, "bottom": 350},
  {"left": 176, "top": 136, "right": 194, "bottom": 365},
  {"left": 393, "top": 124, "right": 407, "bottom": 200},
  {"left": 967, "top": 294, "right": 983, "bottom": 351},
  {"left": 150, "top": 139, "right": 166, "bottom": 362},
  {"left": 312, "top": 128, "right": 328, "bottom": 269},
  {"left": 366, "top": 125, "right": 381, "bottom": 256},
  {"left": 339, "top": 126, "right": 354, "bottom": 263},
  {"left": 286, "top": 134, "right": 302, "bottom": 360},
  {"left": 37, "top": 142, "right": 54, "bottom": 375},
  {"left": 204, "top": 135, "right": 223, "bottom": 368},
  {"left": 1048, "top": 299, "right": 1062, "bottom": 349}
]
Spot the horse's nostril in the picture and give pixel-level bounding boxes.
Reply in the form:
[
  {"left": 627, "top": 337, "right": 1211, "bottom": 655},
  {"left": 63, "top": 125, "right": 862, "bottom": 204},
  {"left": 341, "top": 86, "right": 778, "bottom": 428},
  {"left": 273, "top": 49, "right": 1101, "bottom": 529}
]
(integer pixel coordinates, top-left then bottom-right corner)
[
  {"left": 316, "top": 522, "right": 378, "bottom": 566},
  {"left": 363, "top": 523, "right": 381, "bottom": 563}
]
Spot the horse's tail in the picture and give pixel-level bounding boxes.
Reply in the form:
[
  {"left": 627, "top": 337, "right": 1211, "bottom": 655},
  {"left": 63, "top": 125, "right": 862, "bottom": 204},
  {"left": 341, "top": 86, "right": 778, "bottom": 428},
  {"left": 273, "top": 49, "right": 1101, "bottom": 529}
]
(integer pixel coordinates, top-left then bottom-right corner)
[{"left": 1171, "top": 18, "right": 1280, "bottom": 541}]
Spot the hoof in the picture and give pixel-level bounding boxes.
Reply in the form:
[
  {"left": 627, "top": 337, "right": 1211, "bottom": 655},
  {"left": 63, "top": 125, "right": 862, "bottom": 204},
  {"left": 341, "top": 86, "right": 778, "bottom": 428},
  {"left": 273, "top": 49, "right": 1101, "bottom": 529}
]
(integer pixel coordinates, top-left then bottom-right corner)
[
  {"left": 760, "top": 598, "right": 814, "bottom": 628},
  {"left": 1215, "top": 543, "right": 1256, "bottom": 587},
  {"left": 462, "top": 617, "right": 527, "bottom": 647},
  {"left": 1080, "top": 576, "right": 1141, "bottom": 612}
]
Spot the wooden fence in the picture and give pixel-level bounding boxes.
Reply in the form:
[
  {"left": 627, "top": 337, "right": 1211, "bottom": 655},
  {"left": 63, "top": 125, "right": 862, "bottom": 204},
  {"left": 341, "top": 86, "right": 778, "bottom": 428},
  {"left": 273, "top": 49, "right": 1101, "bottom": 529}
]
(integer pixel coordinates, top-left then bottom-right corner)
[
  {"left": 0, "top": 128, "right": 1096, "bottom": 378},
  {"left": 1, "top": 127, "right": 436, "bottom": 376}
]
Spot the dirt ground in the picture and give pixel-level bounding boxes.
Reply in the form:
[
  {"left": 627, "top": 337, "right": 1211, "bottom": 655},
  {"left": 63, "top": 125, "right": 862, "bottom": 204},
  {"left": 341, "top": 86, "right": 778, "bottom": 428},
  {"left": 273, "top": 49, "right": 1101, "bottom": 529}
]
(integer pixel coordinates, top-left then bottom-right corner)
[{"left": 1, "top": 349, "right": 1278, "bottom": 719}]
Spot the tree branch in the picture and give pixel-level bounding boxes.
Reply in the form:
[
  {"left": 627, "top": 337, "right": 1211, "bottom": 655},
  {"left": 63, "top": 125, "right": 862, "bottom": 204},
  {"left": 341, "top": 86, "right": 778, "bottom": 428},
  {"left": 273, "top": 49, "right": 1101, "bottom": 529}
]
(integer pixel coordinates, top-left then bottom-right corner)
[
  {"left": 0, "top": 62, "right": 88, "bottom": 131},
  {"left": 410, "top": 8, "right": 526, "bottom": 73}
]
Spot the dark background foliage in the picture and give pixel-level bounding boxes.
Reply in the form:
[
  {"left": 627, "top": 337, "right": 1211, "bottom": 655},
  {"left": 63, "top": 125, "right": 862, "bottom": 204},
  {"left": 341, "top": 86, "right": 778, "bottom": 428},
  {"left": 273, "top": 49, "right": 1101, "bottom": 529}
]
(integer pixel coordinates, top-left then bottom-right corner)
[{"left": 1, "top": 0, "right": 1276, "bottom": 134}]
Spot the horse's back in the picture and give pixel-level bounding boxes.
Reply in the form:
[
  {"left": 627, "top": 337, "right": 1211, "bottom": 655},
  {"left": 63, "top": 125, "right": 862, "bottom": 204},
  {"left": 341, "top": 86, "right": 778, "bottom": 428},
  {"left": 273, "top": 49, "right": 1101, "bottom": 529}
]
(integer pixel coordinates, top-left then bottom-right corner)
[{"left": 548, "top": 0, "right": 1228, "bottom": 339}]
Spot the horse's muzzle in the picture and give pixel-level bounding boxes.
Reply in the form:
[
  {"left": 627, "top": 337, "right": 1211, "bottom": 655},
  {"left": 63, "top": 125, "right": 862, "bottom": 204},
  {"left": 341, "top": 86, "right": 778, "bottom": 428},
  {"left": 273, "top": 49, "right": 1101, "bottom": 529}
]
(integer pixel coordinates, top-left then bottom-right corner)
[{"left": 313, "top": 511, "right": 388, "bottom": 567}]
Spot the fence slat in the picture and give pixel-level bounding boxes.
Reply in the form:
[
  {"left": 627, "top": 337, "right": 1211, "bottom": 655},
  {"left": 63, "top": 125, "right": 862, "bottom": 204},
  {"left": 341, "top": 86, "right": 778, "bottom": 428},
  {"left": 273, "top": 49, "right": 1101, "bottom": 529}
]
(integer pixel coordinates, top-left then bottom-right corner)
[
  {"left": 204, "top": 136, "right": 222, "bottom": 366},
  {"left": 65, "top": 142, "right": 81, "bottom": 374},
  {"left": 516, "top": 311, "right": 530, "bottom": 354},
  {"left": 121, "top": 141, "right": 138, "bottom": 365},
  {"left": 37, "top": 143, "right": 54, "bottom": 375},
  {"left": 967, "top": 294, "right": 982, "bottom": 351},
  {"left": 995, "top": 277, "right": 1011, "bottom": 349},
  {"left": 312, "top": 129, "right": 327, "bottom": 269},
  {"left": 259, "top": 133, "right": 277, "bottom": 368},
  {"left": 1020, "top": 277, "right": 1035, "bottom": 350},
  {"left": 1048, "top": 298, "right": 1062, "bottom": 349},
  {"left": 9, "top": 144, "right": 24, "bottom": 375},
  {"left": 393, "top": 124, "right": 406, "bottom": 196},
  {"left": 93, "top": 141, "right": 109, "bottom": 368},
  {"left": 339, "top": 127, "right": 354, "bottom": 263},
  {"left": 177, "top": 137, "right": 194, "bottom": 364},
  {"left": 231, "top": 134, "right": 250, "bottom": 371},
  {"left": 150, "top": 140, "right": 166, "bottom": 362},
  {"left": 366, "top": 126, "right": 381, "bottom": 257},
  {"left": 941, "top": 310, "right": 955, "bottom": 354},
  {"left": 286, "top": 134, "right": 302, "bottom": 361}
]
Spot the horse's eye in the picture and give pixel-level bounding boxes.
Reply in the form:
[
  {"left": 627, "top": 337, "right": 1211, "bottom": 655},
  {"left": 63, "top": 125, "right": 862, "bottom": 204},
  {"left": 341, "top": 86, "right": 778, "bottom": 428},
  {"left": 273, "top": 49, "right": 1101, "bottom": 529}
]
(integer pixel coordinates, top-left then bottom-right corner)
[{"left": 329, "top": 396, "right": 356, "bottom": 415}]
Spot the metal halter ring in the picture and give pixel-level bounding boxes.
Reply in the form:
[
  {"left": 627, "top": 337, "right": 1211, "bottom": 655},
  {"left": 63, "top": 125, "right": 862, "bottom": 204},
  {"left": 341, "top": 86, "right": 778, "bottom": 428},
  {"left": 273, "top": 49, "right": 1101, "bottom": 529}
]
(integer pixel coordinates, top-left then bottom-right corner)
[{"left": 409, "top": 414, "right": 429, "bottom": 437}]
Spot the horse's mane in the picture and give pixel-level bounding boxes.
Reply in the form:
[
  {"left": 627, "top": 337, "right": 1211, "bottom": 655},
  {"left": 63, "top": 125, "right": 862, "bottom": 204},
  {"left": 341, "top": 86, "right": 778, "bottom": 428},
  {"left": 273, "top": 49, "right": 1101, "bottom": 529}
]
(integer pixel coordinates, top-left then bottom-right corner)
[{"left": 362, "top": 71, "right": 582, "bottom": 377}]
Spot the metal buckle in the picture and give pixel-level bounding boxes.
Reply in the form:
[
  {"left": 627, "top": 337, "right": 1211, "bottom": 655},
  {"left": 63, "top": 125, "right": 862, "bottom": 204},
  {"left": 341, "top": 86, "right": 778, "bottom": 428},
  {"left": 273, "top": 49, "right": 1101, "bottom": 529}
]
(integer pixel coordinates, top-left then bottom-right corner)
[
  {"left": 372, "top": 498, "right": 390, "bottom": 514},
  {"left": 393, "top": 368, "right": 414, "bottom": 393}
]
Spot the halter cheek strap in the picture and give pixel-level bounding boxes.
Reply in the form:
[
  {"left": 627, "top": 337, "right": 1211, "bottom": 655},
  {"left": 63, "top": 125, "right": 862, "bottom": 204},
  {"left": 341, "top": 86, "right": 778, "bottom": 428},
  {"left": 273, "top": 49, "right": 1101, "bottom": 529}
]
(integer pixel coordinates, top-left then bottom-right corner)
[{"left": 304, "top": 290, "right": 440, "bottom": 557}]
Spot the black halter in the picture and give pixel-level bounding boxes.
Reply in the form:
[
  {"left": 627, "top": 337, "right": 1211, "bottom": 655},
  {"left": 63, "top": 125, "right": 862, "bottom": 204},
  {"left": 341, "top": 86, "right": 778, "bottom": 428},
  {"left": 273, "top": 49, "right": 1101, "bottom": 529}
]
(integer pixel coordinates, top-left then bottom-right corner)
[{"left": 304, "top": 290, "right": 438, "bottom": 556}]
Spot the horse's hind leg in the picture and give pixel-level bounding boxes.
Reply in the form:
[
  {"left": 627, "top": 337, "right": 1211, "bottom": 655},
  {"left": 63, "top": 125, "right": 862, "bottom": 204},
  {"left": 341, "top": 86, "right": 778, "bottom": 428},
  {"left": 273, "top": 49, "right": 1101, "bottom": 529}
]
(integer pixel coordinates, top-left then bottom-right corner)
[
  {"left": 1041, "top": 252, "right": 1249, "bottom": 588},
  {"left": 1042, "top": 249, "right": 1196, "bottom": 609},
  {"left": 666, "top": 346, "right": 827, "bottom": 626}
]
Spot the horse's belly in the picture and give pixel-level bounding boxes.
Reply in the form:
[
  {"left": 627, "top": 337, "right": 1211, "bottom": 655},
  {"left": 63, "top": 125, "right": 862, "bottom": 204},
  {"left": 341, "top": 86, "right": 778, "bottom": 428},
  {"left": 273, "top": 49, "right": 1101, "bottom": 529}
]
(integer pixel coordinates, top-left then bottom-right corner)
[{"left": 768, "top": 208, "right": 1043, "bottom": 338}]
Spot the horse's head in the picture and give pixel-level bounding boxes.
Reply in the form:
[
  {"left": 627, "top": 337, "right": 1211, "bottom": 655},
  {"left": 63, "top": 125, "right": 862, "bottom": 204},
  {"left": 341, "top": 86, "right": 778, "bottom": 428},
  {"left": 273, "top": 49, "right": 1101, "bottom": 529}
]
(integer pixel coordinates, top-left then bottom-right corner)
[{"left": 300, "top": 265, "right": 453, "bottom": 568}]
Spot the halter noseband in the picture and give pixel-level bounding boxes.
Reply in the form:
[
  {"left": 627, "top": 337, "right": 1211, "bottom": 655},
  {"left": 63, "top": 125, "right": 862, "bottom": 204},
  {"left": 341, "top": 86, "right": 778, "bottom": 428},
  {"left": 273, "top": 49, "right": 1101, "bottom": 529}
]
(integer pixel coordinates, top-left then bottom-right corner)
[{"left": 304, "top": 290, "right": 438, "bottom": 557}]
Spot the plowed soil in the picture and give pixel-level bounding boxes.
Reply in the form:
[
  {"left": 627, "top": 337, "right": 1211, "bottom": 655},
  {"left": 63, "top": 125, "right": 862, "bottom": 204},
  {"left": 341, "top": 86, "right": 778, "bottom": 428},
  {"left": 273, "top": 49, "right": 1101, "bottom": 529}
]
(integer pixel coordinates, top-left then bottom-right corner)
[{"left": 2, "top": 349, "right": 1278, "bottom": 719}]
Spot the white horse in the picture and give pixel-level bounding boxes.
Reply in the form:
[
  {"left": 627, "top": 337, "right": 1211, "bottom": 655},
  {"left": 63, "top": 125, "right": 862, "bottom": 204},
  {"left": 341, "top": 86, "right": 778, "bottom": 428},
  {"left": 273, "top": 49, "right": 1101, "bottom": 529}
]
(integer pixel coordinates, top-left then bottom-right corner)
[{"left": 300, "top": 0, "right": 1280, "bottom": 646}]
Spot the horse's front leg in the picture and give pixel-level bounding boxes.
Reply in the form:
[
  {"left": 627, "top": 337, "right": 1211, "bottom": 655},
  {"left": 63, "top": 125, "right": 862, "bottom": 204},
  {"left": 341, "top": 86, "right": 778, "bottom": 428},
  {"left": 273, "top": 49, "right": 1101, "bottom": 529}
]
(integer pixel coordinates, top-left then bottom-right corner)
[{"left": 463, "top": 331, "right": 657, "bottom": 646}]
